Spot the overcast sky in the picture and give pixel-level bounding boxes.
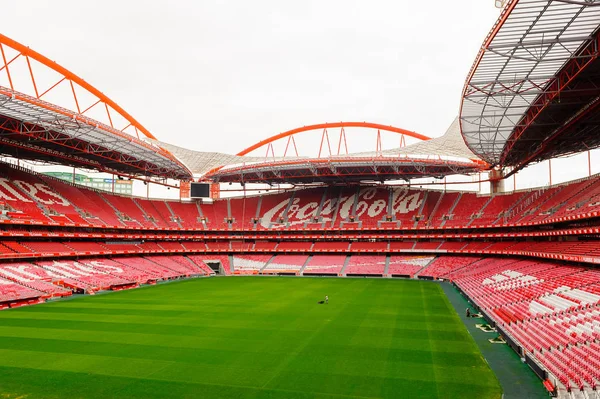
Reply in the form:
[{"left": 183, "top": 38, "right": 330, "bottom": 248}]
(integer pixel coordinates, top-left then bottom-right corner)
[
  {"left": 2, "top": 0, "right": 597, "bottom": 196},
  {"left": 3, "top": 0, "right": 501, "bottom": 150}
]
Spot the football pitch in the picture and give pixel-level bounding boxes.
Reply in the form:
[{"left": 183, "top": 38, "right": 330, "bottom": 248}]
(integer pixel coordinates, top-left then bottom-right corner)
[{"left": 0, "top": 277, "right": 501, "bottom": 399}]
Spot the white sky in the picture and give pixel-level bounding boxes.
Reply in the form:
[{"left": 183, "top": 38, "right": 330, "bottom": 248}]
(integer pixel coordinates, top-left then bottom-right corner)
[{"left": 3, "top": 0, "right": 598, "bottom": 197}]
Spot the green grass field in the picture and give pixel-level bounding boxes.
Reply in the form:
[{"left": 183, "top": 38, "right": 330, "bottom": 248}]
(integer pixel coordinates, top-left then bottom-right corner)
[{"left": 0, "top": 277, "right": 501, "bottom": 399}]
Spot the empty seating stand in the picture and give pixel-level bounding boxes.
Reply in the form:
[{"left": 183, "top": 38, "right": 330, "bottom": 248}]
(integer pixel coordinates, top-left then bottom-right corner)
[
  {"left": 187, "top": 255, "right": 228, "bottom": 275},
  {"left": 263, "top": 255, "right": 308, "bottom": 274},
  {"left": 303, "top": 255, "right": 347, "bottom": 275},
  {"left": 440, "top": 257, "right": 600, "bottom": 391},
  {"left": 232, "top": 255, "right": 272, "bottom": 274},
  {"left": 2, "top": 162, "right": 600, "bottom": 233},
  {"left": 387, "top": 256, "right": 433, "bottom": 277},
  {"left": 344, "top": 255, "right": 386, "bottom": 275}
]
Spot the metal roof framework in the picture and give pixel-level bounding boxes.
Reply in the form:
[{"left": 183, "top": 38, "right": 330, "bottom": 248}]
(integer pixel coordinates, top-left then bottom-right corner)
[
  {"left": 0, "top": 34, "right": 192, "bottom": 180},
  {"left": 208, "top": 157, "right": 483, "bottom": 184},
  {"left": 357, "top": 117, "right": 484, "bottom": 161},
  {"left": 0, "top": 88, "right": 192, "bottom": 179},
  {"left": 460, "top": 0, "right": 600, "bottom": 166},
  {"left": 152, "top": 139, "right": 298, "bottom": 177},
  {"left": 173, "top": 119, "right": 486, "bottom": 183}
]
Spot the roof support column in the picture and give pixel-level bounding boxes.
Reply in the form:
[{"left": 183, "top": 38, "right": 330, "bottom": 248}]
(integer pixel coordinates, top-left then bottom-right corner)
[{"left": 489, "top": 168, "right": 505, "bottom": 194}]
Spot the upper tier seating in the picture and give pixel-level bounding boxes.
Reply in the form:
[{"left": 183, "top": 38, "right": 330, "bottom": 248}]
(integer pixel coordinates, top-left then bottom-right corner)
[
  {"left": 283, "top": 188, "right": 326, "bottom": 229},
  {"left": 429, "top": 192, "right": 461, "bottom": 227},
  {"left": 276, "top": 242, "right": 313, "bottom": 252},
  {"left": 474, "top": 192, "right": 523, "bottom": 226},
  {"left": 158, "top": 242, "right": 186, "bottom": 251},
  {"left": 63, "top": 242, "right": 108, "bottom": 253},
  {"left": 101, "top": 193, "right": 153, "bottom": 228},
  {"left": 22, "top": 241, "right": 73, "bottom": 254},
  {"left": 181, "top": 242, "right": 208, "bottom": 251},
  {"left": 40, "top": 176, "right": 123, "bottom": 227},
  {"left": 413, "top": 241, "right": 442, "bottom": 251},
  {"left": 167, "top": 201, "right": 202, "bottom": 229},
  {"left": 349, "top": 241, "right": 388, "bottom": 252},
  {"left": 229, "top": 241, "right": 253, "bottom": 252},
  {"left": 2, "top": 241, "right": 35, "bottom": 254},
  {"left": 438, "top": 241, "right": 467, "bottom": 251},
  {"left": 352, "top": 188, "right": 389, "bottom": 227},
  {"left": 253, "top": 241, "right": 278, "bottom": 251},
  {"left": 312, "top": 241, "right": 350, "bottom": 252},
  {"left": 199, "top": 200, "right": 228, "bottom": 229},
  {"left": 4, "top": 163, "right": 600, "bottom": 233},
  {"left": 228, "top": 196, "right": 260, "bottom": 229},
  {"left": 389, "top": 241, "right": 416, "bottom": 251},
  {"left": 2, "top": 165, "right": 91, "bottom": 225},
  {"left": 444, "top": 193, "right": 489, "bottom": 228},
  {"left": 205, "top": 242, "right": 230, "bottom": 251},
  {"left": 414, "top": 191, "right": 443, "bottom": 228},
  {"left": 149, "top": 201, "right": 181, "bottom": 229},
  {"left": 134, "top": 199, "right": 170, "bottom": 228}
]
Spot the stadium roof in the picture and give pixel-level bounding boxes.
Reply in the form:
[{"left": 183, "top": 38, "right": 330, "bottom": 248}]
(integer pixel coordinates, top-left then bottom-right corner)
[
  {"left": 201, "top": 118, "right": 487, "bottom": 184},
  {"left": 460, "top": 0, "right": 600, "bottom": 168},
  {"left": 204, "top": 157, "right": 483, "bottom": 184},
  {"left": 0, "top": 34, "right": 193, "bottom": 181},
  {"left": 150, "top": 140, "right": 301, "bottom": 176},
  {"left": 364, "top": 117, "right": 478, "bottom": 160}
]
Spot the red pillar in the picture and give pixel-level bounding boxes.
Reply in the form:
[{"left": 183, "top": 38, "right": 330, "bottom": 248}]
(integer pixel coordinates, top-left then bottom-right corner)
[
  {"left": 489, "top": 168, "right": 505, "bottom": 194},
  {"left": 513, "top": 170, "right": 516, "bottom": 193}
]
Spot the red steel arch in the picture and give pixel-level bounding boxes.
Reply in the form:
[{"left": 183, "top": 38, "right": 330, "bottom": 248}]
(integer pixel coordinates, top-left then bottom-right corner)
[
  {"left": 0, "top": 33, "right": 156, "bottom": 140},
  {"left": 236, "top": 122, "right": 430, "bottom": 156}
]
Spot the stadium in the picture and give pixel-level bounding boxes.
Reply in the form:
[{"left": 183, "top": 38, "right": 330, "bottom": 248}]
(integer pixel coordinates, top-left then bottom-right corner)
[{"left": 1, "top": 0, "right": 600, "bottom": 398}]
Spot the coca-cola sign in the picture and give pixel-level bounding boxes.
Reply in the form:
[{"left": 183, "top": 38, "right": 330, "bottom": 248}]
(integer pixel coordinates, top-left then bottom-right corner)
[{"left": 258, "top": 188, "right": 422, "bottom": 228}]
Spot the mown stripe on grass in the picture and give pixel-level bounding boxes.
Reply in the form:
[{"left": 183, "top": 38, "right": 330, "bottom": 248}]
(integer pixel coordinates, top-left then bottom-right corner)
[{"left": 0, "top": 277, "right": 502, "bottom": 399}]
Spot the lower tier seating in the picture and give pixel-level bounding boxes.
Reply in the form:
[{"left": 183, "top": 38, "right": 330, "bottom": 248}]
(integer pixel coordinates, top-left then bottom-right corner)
[
  {"left": 344, "top": 255, "right": 386, "bottom": 275},
  {"left": 232, "top": 255, "right": 272, "bottom": 274},
  {"left": 439, "top": 257, "right": 600, "bottom": 392},
  {"left": 263, "top": 255, "right": 308, "bottom": 273},
  {"left": 387, "top": 256, "right": 434, "bottom": 277},
  {"left": 0, "top": 276, "right": 45, "bottom": 303},
  {"left": 0, "top": 255, "right": 217, "bottom": 306},
  {"left": 302, "top": 255, "right": 347, "bottom": 274},
  {"left": 187, "top": 255, "right": 227, "bottom": 275},
  {"left": 115, "top": 257, "right": 182, "bottom": 280},
  {"left": 418, "top": 256, "right": 480, "bottom": 279},
  {"left": 35, "top": 260, "right": 133, "bottom": 291}
]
